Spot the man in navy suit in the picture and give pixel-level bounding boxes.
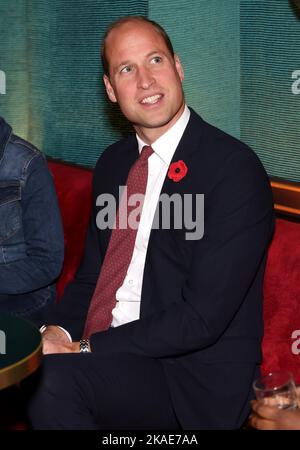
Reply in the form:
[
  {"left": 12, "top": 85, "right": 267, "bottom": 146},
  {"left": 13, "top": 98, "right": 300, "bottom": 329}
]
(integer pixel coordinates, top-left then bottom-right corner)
[{"left": 28, "top": 16, "right": 274, "bottom": 429}]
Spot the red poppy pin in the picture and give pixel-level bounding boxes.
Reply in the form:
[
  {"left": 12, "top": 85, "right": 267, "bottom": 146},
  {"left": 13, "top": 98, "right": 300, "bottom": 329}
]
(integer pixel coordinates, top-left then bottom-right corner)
[{"left": 167, "top": 160, "right": 188, "bottom": 183}]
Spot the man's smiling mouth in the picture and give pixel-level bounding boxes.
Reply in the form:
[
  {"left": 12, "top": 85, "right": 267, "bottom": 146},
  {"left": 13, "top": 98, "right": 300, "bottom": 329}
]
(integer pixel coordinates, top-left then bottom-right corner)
[{"left": 141, "top": 94, "right": 163, "bottom": 105}]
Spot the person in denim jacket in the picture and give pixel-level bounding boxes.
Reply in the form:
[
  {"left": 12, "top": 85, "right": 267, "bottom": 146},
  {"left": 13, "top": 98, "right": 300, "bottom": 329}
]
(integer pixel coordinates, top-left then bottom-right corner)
[{"left": 0, "top": 117, "right": 64, "bottom": 326}]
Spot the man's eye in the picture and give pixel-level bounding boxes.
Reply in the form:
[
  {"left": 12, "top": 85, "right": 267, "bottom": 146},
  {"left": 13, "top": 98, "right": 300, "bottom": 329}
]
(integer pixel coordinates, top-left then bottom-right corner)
[
  {"left": 120, "top": 66, "right": 132, "bottom": 74},
  {"left": 151, "top": 56, "right": 162, "bottom": 64}
]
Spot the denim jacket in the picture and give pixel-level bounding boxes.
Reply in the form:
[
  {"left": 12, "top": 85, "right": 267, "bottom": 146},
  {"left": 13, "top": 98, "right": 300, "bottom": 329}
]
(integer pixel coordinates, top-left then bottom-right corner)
[{"left": 0, "top": 117, "right": 64, "bottom": 320}]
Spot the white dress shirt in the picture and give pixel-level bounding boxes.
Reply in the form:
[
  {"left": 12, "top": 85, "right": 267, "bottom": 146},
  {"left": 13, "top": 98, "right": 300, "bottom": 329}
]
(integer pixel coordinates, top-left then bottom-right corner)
[{"left": 111, "top": 105, "right": 190, "bottom": 327}]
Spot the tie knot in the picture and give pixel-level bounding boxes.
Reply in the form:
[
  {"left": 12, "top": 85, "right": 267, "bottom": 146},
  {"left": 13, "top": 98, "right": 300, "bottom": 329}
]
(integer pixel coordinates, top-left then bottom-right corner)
[{"left": 140, "top": 145, "right": 154, "bottom": 161}]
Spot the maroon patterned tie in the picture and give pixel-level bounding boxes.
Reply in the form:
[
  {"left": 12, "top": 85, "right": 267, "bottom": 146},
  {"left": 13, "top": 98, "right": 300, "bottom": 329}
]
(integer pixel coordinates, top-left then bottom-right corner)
[{"left": 83, "top": 145, "right": 154, "bottom": 338}]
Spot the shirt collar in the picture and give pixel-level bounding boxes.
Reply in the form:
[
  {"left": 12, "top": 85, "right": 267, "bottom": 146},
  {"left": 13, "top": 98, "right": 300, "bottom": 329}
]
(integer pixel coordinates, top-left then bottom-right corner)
[{"left": 136, "top": 105, "right": 190, "bottom": 165}]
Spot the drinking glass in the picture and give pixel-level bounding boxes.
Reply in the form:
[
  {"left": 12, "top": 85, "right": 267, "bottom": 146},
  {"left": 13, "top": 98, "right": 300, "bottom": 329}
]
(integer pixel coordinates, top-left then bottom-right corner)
[{"left": 253, "top": 371, "right": 298, "bottom": 410}]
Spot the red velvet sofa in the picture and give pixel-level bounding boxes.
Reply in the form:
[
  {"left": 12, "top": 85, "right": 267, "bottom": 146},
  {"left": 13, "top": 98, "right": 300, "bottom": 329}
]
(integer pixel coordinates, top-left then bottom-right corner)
[{"left": 47, "top": 159, "right": 300, "bottom": 382}]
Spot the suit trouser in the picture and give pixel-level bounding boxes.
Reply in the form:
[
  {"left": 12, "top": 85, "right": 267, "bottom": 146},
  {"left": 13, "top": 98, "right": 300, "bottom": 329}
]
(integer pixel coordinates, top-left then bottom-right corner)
[{"left": 26, "top": 352, "right": 180, "bottom": 430}]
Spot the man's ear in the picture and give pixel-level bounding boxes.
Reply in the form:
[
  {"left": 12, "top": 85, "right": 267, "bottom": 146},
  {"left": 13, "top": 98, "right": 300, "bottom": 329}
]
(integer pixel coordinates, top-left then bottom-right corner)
[
  {"left": 103, "top": 74, "right": 117, "bottom": 103},
  {"left": 174, "top": 54, "right": 184, "bottom": 82}
]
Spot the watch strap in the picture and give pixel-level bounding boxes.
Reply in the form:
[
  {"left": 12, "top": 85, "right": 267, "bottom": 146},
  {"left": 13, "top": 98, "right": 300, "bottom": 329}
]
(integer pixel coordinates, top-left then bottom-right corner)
[{"left": 79, "top": 339, "right": 91, "bottom": 353}]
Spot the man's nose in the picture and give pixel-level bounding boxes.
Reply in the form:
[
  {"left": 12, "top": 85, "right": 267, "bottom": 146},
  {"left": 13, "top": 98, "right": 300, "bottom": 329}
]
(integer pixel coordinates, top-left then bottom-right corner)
[{"left": 137, "top": 67, "right": 155, "bottom": 90}]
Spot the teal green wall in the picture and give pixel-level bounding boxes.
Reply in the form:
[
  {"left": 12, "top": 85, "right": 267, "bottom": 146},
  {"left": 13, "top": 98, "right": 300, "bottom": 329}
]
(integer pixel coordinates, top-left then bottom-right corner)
[
  {"left": 0, "top": 1, "right": 299, "bottom": 182},
  {"left": 149, "top": 0, "right": 240, "bottom": 140},
  {"left": 240, "top": 0, "right": 300, "bottom": 183},
  {"left": 0, "top": 0, "right": 148, "bottom": 167},
  {"left": 0, "top": 0, "right": 240, "bottom": 167}
]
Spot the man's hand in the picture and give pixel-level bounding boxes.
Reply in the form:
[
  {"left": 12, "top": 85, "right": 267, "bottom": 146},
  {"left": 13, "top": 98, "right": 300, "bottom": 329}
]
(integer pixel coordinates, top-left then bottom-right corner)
[
  {"left": 41, "top": 325, "right": 70, "bottom": 343},
  {"left": 250, "top": 387, "right": 300, "bottom": 430},
  {"left": 42, "top": 339, "right": 80, "bottom": 355},
  {"left": 41, "top": 325, "right": 79, "bottom": 354}
]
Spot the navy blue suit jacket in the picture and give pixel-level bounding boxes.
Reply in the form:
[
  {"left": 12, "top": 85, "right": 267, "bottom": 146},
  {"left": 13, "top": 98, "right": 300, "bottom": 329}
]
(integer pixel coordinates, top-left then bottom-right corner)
[{"left": 50, "top": 108, "right": 274, "bottom": 428}]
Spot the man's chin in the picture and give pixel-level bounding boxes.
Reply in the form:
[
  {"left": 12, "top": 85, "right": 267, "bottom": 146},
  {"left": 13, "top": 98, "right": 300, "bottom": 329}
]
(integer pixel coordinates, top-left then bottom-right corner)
[
  {"left": 135, "top": 102, "right": 185, "bottom": 130},
  {"left": 133, "top": 115, "right": 175, "bottom": 131}
]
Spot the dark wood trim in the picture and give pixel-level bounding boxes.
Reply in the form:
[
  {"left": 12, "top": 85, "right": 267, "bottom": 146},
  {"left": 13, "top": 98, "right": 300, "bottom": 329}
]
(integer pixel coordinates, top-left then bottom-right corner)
[{"left": 270, "top": 177, "right": 300, "bottom": 218}]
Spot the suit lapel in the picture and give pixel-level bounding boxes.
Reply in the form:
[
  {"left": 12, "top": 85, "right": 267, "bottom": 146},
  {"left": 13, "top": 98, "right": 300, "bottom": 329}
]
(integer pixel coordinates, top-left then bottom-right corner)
[
  {"left": 114, "top": 108, "right": 205, "bottom": 199},
  {"left": 98, "top": 134, "right": 138, "bottom": 251},
  {"left": 113, "top": 135, "right": 139, "bottom": 196},
  {"left": 140, "top": 109, "right": 205, "bottom": 313},
  {"left": 159, "top": 108, "right": 205, "bottom": 197}
]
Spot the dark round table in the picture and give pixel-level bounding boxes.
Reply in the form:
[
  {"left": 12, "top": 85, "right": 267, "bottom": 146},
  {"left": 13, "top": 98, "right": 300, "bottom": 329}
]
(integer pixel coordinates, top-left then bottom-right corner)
[{"left": 0, "top": 315, "right": 42, "bottom": 390}]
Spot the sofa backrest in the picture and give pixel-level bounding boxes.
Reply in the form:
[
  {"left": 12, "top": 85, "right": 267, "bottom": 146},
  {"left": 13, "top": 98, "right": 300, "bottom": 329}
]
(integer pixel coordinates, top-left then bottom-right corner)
[
  {"left": 262, "top": 217, "right": 300, "bottom": 382},
  {"left": 47, "top": 160, "right": 93, "bottom": 300}
]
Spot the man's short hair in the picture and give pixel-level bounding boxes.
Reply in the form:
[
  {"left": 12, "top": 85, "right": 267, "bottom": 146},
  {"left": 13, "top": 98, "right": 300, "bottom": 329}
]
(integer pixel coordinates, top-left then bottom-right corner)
[{"left": 101, "top": 16, "right": 175, "bottom": 77}]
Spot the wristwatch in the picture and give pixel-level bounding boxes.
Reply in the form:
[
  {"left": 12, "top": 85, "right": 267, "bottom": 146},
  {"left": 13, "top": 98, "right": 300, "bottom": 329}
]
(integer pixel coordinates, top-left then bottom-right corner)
[{"left": 79, "top": 339, "right": 91, "bottom": 353}]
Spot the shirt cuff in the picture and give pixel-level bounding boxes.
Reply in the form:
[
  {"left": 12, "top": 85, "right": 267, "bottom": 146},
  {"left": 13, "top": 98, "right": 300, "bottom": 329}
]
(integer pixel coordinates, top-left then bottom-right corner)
[{"left": 39, "top": 325, "right": 73, "bottom": 343}]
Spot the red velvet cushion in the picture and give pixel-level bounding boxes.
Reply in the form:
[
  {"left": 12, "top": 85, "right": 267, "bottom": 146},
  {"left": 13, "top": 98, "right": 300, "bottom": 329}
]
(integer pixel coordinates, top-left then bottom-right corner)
[
  {"left": 262, "top": 218, "right": 300, "bottom": 382},
  {"left": 47, "top": 160, "right": 93, "bottom": 300}
]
